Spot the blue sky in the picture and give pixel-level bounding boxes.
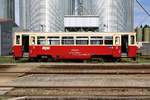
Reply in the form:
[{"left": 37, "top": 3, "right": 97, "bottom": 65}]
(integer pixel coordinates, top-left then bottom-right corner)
[
  {"left": 15, "top": 0, "right": 150, "bottom": 28},
  {"left": 134, "top": 0, "right": 150, "bottom": 27}
]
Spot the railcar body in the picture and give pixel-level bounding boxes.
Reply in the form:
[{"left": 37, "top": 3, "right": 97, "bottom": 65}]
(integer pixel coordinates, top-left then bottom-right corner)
[{"left": 12, "top": 32, "right": 137, "bottom": 61}]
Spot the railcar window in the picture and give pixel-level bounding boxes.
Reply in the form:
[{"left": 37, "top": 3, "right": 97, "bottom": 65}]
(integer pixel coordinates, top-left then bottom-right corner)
[
  {"left": 37, "top": 36, "right": 46, "bottom": 45},
  {"left": 76, "top": 37, "right": 89, "bottom": 45},
  {"left": 16, "top": 35, "right": 20, "bottom": 44},
  {"left": 104, "top": 36, "right": 113, "bottom": 45},
  {"left": 48, "top": 37, "right": 60, "bottom": 45},
  {"left": 131, "top": 36, "right": 135, "bottom": 44},
  {"left": 31, "top": 36, "right": 35, "bottom": 45},
  {"left": 115, "top": 36, "right": 120, "bottom": 45},
  {"left": 62, "top": 37, "right": 74, "bottom": 45},
  {"left": 90, "top": 36, "right": 103, "bottom": 45}
]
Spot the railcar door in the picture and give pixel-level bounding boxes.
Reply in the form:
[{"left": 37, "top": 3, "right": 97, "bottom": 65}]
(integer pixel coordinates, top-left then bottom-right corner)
[
  {"left": 22, "top": 35, "right": 29, "bottom": 57},
  {"left": 121, "top": 35, "right": 128, "bottom": 57}
]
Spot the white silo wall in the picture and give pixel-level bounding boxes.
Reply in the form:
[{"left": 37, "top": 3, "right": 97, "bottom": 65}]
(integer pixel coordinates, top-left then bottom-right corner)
[
  {"left": 20, "top": 0, "right": 64, "bottom": 32},
  {"left": 19, "top": 0, "right": 134, "bottom": 32},
  {"left": 93, "top": 0, "right": 134, "bottom": 32}
]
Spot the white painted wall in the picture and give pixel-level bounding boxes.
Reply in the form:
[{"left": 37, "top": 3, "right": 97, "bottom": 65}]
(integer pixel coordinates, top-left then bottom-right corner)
[{"left": 64, "top": 16, "right": 99, "bottom": 27}]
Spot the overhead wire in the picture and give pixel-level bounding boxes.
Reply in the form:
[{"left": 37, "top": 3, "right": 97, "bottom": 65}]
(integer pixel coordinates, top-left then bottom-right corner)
[
  {"left": 135, "top": 0, "right": 150, "bottom": 16},
  {"left": 135, "top": 0, "right": 150, "bottom": 26}
]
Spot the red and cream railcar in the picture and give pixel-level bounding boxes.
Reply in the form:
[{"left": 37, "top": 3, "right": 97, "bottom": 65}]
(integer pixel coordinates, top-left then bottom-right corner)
[{"left": 12, "top": 32, "right": 137, "bottom": 61}]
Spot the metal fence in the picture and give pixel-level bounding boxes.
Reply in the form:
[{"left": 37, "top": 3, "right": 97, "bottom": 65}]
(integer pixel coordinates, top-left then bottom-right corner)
[{"left": 138, "top": 43, "right": 150, "bottom": 56}]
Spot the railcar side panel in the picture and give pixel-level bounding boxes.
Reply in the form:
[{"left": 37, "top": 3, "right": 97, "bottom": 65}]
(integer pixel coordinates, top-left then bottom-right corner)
[
  {"left": 128, "top": 46, "right": 137, "bottom": 57},
  {"left": 113, "top": 46, "right": 121, "bottom": 57},
  {"left": 12, "top": 46, "right": 23, "bottom": 58},
  {"left": 29, "top": 46, "right": 114, "bottom": 59}
]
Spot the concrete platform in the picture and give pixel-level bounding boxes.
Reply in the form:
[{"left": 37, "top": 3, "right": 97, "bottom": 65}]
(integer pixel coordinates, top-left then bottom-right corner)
[
  {"left": 0, "top": 88, "right": 12, "bottom": 95},
  {"left": 0, "top": 73, "right": 23, "bottom": 86},
  {"left": 4, "top": 74, "right": 150, "bottom": 87}
]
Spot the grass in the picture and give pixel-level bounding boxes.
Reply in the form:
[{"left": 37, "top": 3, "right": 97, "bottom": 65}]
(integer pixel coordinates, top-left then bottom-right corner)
[
  {"left": 0, "top": 96, "right": 11, "bottom": 100},
  {"left": 136, "top": 56, "right": 150, "bottom": 63},
  {"left": 0, "top": 56, "right": 15, "bottom": 63},
  {"left": 0, "top": 56, "right": 28, "bottom": 63}
]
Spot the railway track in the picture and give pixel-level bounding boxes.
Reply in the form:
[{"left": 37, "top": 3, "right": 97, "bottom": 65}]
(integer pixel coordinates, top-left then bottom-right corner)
[
  {"left": 7, "top": 96, "right": 150, "bottom": 100},
  {"left": 0, "top": 63, "right": 150, "bottom": 100}
]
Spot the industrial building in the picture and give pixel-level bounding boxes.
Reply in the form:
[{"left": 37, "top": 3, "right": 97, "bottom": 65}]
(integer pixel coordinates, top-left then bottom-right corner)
[
  {"left": 64, "top": 0, "right": 94, "bottom": 15},
  {"left": 19, "top": 0, "right": 134, "bottom": 33},
  {"left": 0, "top": 0, "right": 15, "bottom": 56}
]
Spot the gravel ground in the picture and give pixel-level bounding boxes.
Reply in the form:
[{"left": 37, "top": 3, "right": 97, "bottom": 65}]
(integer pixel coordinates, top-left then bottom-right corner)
[
  {"left": 1, "top": 63, "right": 150, "bottom": 98},
  {"left": 7, "top": 96, "right": 150, "bottom": 100},
  {"left": 5, "top": 74, "right": 150, "bottom": 87},
  {"left": 6, "top": 88, "right": 150, "bottom": 96}
]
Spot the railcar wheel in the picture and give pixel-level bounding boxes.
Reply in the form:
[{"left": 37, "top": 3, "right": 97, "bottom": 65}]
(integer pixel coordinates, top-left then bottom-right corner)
[
  {"left": 36, "top": 56, "right": 42, "bottom": 62},
  {"left": 133, "top": 57, "right": 136, "bottom": 61},
  {"left": 113, "top": 58, "right": 121, "bottom": 62},
  {"left": 28, "top": 58, "right": 33, "bottom": 62},
  {"left": 14, "top": 57, "right": 19, "bottom": 60},
  {"left": 48, "top": 56, "right": 54, "bottom": 62},
  {"left": 91, "top": 57, "right": 104, "bottom": 63}
]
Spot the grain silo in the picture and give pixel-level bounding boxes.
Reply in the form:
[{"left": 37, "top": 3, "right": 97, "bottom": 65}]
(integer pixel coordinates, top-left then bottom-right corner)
[
  {"left": 144, "top": 28, "right": 150, "bottom": 43},
  {"left": 19, "top": 0, "right": 65, "bottom": 32},
  {"left": 92, "top": 0, "right": 134, "bottom": 32},
  {"left": 19, "top": 0, "right": 134, "bottom": 32},
  {"left": 136, "top": 28, "right": 143, "bottom": 42}
]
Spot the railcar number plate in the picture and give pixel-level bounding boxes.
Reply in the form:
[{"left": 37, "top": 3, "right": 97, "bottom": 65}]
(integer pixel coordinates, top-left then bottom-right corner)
[{"left": 42, "top": 47, "right": 50, "bottom": 50}]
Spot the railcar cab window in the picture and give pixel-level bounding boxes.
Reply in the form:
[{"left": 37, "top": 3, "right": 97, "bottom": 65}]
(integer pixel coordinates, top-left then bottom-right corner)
[
  {"left": 115, "top": 36, "right": 120, "bottom": 45},
  {"left": 16, "top": 35, "right": 20, "bottom": 44},
  {"left": 37, "top": 36, "right": 46, "bottom": 45},
  {"left": 31, "top": 36, "right": 35, "bottom": 45},
  {"left": 76, "top": 37, "right": 89, "bottom": 45},
  {"left": 131, "top": 35, "right": 135, "bottom": 44},
  {"left": 90, "top": 36, "right": 103, "bottom": 45},
  {"left": 47, "top": 37, "right": 60, "bottom": 45},
  {"left": 62, "top": 37, "right": 74, "bottom": 45},
  {"left": 104, "top": 36, "right": 113, "bottom": 45}
]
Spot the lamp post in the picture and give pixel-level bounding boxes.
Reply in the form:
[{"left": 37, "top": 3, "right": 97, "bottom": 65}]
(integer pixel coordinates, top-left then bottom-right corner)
[
  {"left": 103, "top": 24, "right": 108, "bottom": 32},
  {"left": 40, "top": 24, "right": 46, "bottom": 32}
]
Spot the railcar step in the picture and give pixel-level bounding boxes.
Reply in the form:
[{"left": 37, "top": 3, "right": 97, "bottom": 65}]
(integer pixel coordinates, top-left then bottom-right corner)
[
  {"left": 121, "top": 53, "right": 128, "bottom": 57},
  {"left": 23, "top": 53, "right": 29, "bottom": 57}
]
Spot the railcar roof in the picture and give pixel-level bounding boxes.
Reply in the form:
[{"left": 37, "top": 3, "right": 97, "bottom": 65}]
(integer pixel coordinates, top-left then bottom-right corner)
[{"left": 14, "top": 32, "right": 136, "bottom": 36}]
